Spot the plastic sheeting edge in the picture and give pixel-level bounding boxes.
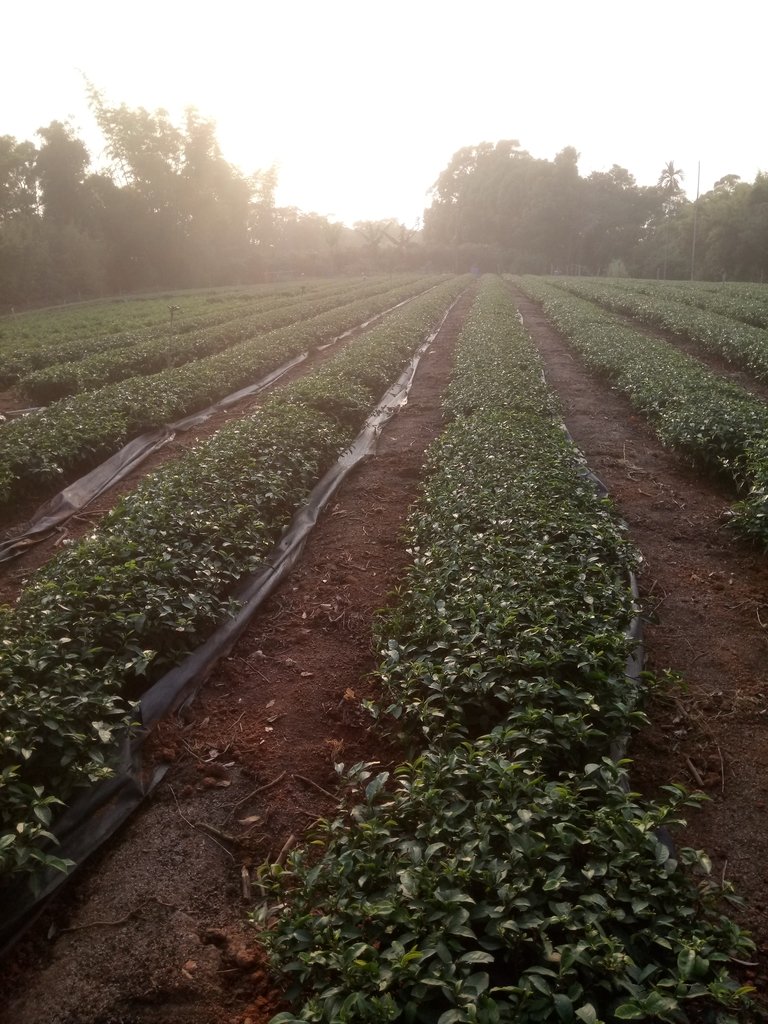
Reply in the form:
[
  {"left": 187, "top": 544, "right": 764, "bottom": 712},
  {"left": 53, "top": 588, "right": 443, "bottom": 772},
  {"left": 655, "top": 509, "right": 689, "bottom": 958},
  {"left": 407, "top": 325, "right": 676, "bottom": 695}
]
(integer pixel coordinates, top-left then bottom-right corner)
[
  {"left": 0, "top": 292, "right": 463, "bottom": 957},
  {"left": 0, "top": 289, "right": 429, "bottom": 566}
]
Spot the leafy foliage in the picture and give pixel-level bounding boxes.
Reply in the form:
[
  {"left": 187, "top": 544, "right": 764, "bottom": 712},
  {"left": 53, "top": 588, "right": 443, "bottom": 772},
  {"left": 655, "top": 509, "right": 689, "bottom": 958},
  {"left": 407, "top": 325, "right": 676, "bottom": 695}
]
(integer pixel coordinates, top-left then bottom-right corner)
[
  {"left": 0, "top": 283, "right": 334, "bottom": 384},
  {"left": 0, "top": 285, "right": 286, "bottom": 370},
  {"left": 0, "top": 276, "right": 468, "bottom": 881},
  {"left": 423, "top": 144, "right": 663, "bottom": 277},
  {"left": 270, "top": 754, "right": 749, "bottom": 1023},
  {"left": 553, "top": 277, "right": 768, "bottom": 384},
  {"left": 0, "top": 275, "right": 444, "bottom": 509},
  {"left": 616, "top": 279, "right": 768, "bottom": 331},
  {"left": 516, "top": 277, "right": 768, "bottom": 546},
  {"left": 265, "top": 278, "right": 754, "bottom": 1022},
  {"left": 16, "top": 275, "right": 430, "bottom": 401}
]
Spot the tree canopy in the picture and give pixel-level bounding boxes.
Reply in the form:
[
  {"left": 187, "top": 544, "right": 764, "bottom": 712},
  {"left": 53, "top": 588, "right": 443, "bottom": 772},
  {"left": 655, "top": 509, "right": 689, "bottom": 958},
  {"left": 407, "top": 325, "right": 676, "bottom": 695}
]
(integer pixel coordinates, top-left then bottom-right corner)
[
  {"left": 3, "top": 100, "right": 768, "bottom": 310},
  {"left": 0, "top": 92, "right": 424, "bottom": 309},
  {"left": 424, "top": 143, "right": 768, "bottom": 282}
]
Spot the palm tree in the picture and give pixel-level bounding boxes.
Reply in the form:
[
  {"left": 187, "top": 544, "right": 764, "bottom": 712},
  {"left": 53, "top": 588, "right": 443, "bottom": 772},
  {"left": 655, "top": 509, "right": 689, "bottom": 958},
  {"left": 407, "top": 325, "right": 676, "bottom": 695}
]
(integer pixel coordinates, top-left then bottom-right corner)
[
  {"left": 658, "top": 161, "right": 684, "bottom": 277},
  {"left": 658, "top": 160, "right": 685, "bottom": 196}
]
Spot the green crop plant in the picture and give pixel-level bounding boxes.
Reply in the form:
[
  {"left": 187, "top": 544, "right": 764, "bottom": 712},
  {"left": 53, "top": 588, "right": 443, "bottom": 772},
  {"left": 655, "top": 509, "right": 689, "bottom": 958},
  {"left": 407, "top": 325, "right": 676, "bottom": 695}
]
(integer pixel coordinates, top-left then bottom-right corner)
[
  {"left": 266, "top": 278, "right": 754, "bottom": 1023},
  {"left": 0, "top": 276, "right": 446, "bottom": 512},
  {"left": 0, "top": 277, "right": 468, "bottom": 882}
]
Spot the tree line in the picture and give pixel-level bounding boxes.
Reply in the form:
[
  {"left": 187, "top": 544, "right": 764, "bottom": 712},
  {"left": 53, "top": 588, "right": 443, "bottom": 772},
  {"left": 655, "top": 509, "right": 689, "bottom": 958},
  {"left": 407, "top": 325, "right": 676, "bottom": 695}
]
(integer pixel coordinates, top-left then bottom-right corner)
[
  {"left": 3, "top": 105, "right": 767, "bottom": 310},
  {"left": 0, "top": 90, "right": 423, "bottom": 310},
  {"left": 424, "top": 142, "right": 768, "bottom": 282}
]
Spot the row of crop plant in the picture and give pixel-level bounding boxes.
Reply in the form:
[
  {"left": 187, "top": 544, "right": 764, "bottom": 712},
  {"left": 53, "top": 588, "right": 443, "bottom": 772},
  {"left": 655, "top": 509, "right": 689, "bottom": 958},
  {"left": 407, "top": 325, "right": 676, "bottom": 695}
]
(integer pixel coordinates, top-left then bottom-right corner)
[
  {"left": 0, "top": 283, "right": 290, "bottom": 351},
  {"left": 549, "top": 277, "right": 768, "bottom": 384},
  {"left": 515, "top": 278, "right": 768, "bottom": 544},
  {"left": 16, "top": 276, "right": 436, "bottom": 402},
  {"left": 264, "top": 277, "right": 753, "bottom": 1023},
  {"left": 0, "top": 280, "right": 335, "bottom": 381},
  {"left": 0, "top": 275, "right": 468, "bottom": 883},
  {"left": 598, "top": 278, "right": 768, "bottom": 332},
  {"left": 0, "top": 276, "right": 448, "bottom": 511}
]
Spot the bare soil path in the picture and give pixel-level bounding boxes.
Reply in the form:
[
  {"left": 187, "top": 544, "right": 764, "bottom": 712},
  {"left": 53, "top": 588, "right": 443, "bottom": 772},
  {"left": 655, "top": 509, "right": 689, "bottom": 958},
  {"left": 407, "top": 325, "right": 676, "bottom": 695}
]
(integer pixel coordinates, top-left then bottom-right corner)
[
  {"left": 0, "top": 289, "right": 474, "bottom": 1024},
  {"left": 512, "top": 286, "right": 768, "bottom": 994}
]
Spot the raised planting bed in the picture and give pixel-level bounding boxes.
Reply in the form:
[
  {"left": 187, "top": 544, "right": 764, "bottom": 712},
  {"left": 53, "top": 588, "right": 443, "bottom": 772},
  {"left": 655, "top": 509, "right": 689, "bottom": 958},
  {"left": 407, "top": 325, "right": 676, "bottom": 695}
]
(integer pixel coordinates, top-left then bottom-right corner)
[
  {"left": 550, "top": 277, "right": 768, "bottom": 385},
  {"left": 514, "top": 277, "right": 768, "bottom": 547},
  {"left": 0, "top": 277, "right": 469, "bottom": 886},
  {"left": 0, "top": 276, "right": 449, "bottom": 512},
  {"left": 16, "top": 275, "right": 436, "bottom": 402},
  {"left": 0, "top": 281, "right": 334, "bottom": 383},
  {"left": 265, "top": 278, "right": 754, "bottom": 1023}
]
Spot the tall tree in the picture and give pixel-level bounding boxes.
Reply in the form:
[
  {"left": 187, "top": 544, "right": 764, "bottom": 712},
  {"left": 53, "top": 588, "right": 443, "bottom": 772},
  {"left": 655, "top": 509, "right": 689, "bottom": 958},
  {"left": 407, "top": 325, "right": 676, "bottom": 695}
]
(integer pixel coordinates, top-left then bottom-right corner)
[
  {"left": 743, "top": 172, "right": 768, "bottom": 281},
  {"left": 425, "top": 141, "right": 588, "bottom": 272},
  {"left": 657, "top": 161, "right": 686, "bottom": 277},
  {"left": 354, "top": 219, "right": 393, "bottom": 269},
  {"left": 87, "top": 84, "right": 183, "bottom": 210},
  {"left": 383, "top": 221, "right": 419, "bottom": 263},
  {"left": 657, "top": 160, "right": 685, "bottom": 198},
  {"left": 0, "top": 136, "right": 38, "bottom": 224},
  {"left": 580, "top": 166, "right": 661, "bottom": 275},
  {"left": 179, "top": 108, "right": 253, "bottom": 283},
  {"left": 35, "top": 121, "right": 90, "bottom": 225},
  {"left": 85, "top": 87, "right": 276, "bottom": 286}
]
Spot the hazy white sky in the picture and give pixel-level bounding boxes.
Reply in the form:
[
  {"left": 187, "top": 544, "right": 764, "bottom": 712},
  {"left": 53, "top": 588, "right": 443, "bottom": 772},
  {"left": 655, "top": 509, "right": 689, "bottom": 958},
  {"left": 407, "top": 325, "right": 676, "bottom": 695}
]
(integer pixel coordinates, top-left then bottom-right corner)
[{"left": 2, "top": 0, "right": 765, "bottom": 225}]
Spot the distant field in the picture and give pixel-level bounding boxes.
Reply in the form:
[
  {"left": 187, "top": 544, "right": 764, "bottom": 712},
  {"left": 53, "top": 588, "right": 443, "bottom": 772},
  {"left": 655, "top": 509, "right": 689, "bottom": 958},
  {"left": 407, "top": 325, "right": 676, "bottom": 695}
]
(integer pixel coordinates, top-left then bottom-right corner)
[
  {"left": 0, "top": 274, "right": 442, "bottom": 510},
  {"left": 0, "top": 280, "right": 327, "bottom": 346}
]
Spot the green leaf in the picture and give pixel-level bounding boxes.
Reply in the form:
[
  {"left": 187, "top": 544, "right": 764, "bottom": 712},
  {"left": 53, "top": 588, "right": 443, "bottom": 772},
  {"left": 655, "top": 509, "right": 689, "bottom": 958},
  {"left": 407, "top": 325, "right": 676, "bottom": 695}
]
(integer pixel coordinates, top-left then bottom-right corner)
[
  {"left": 33, "top": 805, "right": 52, "bottom": 826},
  {"left": 457, "top": 951, "right": 494, "bottom": 964},
  {"left": 677, "top": 947, "right": 695, "bottom": 979},
  {"left": 424, "top": 842, "right": 445, "bottom": 860},
  {"left": 365, "top": 771, "right": 389, "bottom": 802},
  {"left": 614, "top": 1005, "right": 645, "bottom": 1020},
  {"left": 554, "top": 993, "right": 574, "bottom": 1022},
  {"left": 437, "top": 1011, "right": 466, "bottom": 1024},
  {"left": 575, "top": 1006, "right": 598, "bottom": 1024}
]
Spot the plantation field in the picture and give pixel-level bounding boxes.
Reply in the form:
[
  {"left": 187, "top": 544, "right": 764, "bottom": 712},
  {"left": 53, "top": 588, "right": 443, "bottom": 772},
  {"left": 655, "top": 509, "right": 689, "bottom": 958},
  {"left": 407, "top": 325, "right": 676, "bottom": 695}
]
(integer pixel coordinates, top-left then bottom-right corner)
[
  {"left": 0, "top": 274, "right": 446, "bottom": 519},
  {"left": 1, "top": 276, "right": 767, "bottom": 1023}
]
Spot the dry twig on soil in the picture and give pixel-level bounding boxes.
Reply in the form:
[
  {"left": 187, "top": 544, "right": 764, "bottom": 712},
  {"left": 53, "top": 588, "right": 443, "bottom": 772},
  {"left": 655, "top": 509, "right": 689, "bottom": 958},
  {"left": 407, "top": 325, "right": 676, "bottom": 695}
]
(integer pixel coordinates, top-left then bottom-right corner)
[
  {"left": 275, "top": 834, "right": 297, "bottom": 867},
  {"left": 293, "top": 773, "right": 340, "bottom": 802},
  {"left": 56, "top": 896, "right": 180, "bottom": 934},
  {"left": 230, "top": 770, "right": 287, "bottom": 815},
  {"left": 684, "top": 756, "right": 705, "bottom": 787},
  {"left": 170, "top": 785, "right": 234, "bottom": 860}
]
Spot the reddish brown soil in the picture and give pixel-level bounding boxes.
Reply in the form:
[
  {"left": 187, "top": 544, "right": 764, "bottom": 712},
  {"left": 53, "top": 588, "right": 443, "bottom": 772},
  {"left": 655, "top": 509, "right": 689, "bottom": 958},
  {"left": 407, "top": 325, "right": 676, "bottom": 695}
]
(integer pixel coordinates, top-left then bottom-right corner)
[
  {"left": 0, "top": 289, "right": 474, "bottom": 1024},
  {"left": 512, "top": 286, "right": 768, "bottom": 993}
]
